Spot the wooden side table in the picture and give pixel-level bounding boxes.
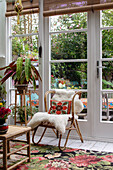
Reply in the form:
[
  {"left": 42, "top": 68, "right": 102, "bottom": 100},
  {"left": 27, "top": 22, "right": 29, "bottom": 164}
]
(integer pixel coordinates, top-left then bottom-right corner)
[{"left": 0, "top": 125, "right": 31, "bottom": 170}]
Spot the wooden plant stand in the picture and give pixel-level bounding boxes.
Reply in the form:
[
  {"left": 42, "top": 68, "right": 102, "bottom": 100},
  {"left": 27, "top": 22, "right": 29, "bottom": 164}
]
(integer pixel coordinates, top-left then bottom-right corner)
[
  {"left": 0, "top": 125, "right": 31, "bottom": 170},
  {"left": 15, "top": 89, "right": 32, "bottom": 126}
]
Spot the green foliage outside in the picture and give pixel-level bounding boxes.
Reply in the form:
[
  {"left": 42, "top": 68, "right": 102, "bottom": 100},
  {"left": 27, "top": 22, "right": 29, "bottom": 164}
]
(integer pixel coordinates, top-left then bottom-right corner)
[
  {"left": 11, "top": 14, "right": 39, "bottom": 61},
  {"left": 11, "top": 10, "right": 113, "bottom": 90},
  {"left": 51, "top": 13, "right": 87, "bottom": 89}
]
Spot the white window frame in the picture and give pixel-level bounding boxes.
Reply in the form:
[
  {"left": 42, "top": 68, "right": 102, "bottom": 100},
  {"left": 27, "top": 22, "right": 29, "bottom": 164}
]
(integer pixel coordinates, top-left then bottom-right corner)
[
  {"left": 49, "top": 15, "right": 88, "bottom": 93},
  {"left": 6, "top": 16, "right": 39, "bottom": 107}
]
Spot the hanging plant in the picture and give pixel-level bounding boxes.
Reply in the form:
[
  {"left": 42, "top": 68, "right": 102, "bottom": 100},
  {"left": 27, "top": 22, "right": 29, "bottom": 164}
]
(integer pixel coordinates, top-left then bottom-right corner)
[{"left": 14, "top": 0, "right": 23, "bottom": 24}]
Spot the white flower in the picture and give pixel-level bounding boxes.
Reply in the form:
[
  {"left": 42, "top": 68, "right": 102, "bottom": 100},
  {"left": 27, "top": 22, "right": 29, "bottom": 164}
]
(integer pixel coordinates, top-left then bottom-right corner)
[{"left": 59, "top": 83, "right": 63, "bottom": 88}]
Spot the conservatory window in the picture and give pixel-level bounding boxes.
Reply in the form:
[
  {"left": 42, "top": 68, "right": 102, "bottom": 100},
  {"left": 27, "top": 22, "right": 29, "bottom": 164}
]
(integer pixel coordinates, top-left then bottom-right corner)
[
  {"left": 9, "top": 13, "right": 39, "bottom": 107},
  {"left": 50, "top": 13, "right": 87, "bottom": 90},
  {"left": 50, "top": 13, "right": 87, "bottom": 119}
]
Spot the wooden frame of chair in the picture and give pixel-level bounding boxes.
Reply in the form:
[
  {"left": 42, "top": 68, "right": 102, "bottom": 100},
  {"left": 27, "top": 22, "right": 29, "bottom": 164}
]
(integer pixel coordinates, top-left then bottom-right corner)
[{"left": 32, "top": 90, "right": 83, "bottom": 150}]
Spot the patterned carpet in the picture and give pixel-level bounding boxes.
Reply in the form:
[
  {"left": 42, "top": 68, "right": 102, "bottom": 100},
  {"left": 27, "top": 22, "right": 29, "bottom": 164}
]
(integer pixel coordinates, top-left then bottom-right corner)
[{"left": 1, "top": 142, "right": 113, "bottom": 170}]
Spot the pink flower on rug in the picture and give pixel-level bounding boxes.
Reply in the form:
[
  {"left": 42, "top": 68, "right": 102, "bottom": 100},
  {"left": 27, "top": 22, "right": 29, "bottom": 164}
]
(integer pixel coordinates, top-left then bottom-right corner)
[
  {"left": 64, "top": 148, "right": 79, "bottom": 152},
  {"left": 16, "top": 164, "right": 29, "bottom": 170},
  {"left": 31, "top": 156, "right": 46, "bottom": 161},
  {"left": 31, "top": 150, "right": 39, "bottom": 153},
  {"left": 45, "top": 159, "right": 70, "bottom": 170},
  {"left": 69, "top": 155, "right": 101, "bottom": 167},
  {"left": 101, "top": 155, "right": 113, "bottom": 162}
]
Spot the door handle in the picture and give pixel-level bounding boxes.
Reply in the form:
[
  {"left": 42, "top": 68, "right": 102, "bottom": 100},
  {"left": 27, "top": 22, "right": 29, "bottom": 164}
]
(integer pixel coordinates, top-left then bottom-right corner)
[{"left": 97, "top": 61, "right": 106, "bottom": 78}]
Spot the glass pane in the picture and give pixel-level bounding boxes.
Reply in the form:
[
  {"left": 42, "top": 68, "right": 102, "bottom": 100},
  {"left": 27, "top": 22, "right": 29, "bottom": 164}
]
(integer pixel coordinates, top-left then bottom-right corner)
[
  {"left": 102, "top": 10, "right": 113, "bottom": 27},
  {"left": 12, "top": 35, "right": 39, "bottom": 61},
  {"left": 51, "top": 32, "right": 87, "bottom": 60},
  {"left": 50, "top": 13, "right": 87, "bottom": 32},
  {"left": 102, "top": 61, "right": 113, "bottom": 90},
  {"left": 78, "top": 92, "right": 87, "bottom": 120},
  {"left": 26, "top": 91, "right": 39, "bottom": 109},
  {"left": 51, "top": 62, "right": 87, "bottom": 89},
  {"left": 11, "top": 13, "right": 39, "bottom": 35},
  {"left": 102, "top": 30, "right": 113, "bottom": 58},
  {"left": 102, "top": 92, "right": 113, "bottom": 122}
]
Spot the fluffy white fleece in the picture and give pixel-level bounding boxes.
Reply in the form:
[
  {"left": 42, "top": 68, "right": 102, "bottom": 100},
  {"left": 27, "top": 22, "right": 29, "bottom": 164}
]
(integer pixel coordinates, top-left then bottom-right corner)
[
  {"left": 27, "top": 90, "right": 84, "bottom": 134},
  {"left": 27, "top": 112, "right": 75, "bottom": 133}
]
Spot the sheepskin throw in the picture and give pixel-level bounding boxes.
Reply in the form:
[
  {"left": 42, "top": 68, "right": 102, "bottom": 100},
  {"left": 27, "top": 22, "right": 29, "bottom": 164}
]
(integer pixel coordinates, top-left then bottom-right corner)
[{"left": 27, "top": 112, "right": 75, "bottom": 133}]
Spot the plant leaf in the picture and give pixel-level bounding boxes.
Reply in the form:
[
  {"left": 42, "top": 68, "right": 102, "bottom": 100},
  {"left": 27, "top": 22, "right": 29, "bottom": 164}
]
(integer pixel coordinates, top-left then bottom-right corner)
[
  {"left": 20, "top": 70, "right": 26, "bottom": 84},
  {"left": 16, "top": 57, "right": 23, "bottom": 80},
  {"left": 25, "top": 58, "right": 31, "bottom": 82},
  {"left": 33, "top": 76, "right": 36, "bottom": 90},
  {"left": 31, "top": 65, "right": 42, "bottom": 81},
  {"left": 0, "top": 61, "right": 15, "bottom": 71},
  {"left": 1, "top": 70, "right": 14, "bottom": 84}
]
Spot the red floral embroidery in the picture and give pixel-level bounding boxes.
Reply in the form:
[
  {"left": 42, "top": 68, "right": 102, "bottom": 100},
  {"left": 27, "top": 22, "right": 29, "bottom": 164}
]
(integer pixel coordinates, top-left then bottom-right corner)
[
  {"left": 56, "top": 110, "right": 61, "bottom": 114},
  {"left": 48, "top": 100, "right": 71, "bottom": 115}
]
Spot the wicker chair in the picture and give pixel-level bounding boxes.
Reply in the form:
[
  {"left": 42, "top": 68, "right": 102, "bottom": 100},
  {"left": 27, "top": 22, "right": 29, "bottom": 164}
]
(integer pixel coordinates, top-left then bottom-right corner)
[{"left": 29, "top": 90, "right": 84, "bottom": 150}]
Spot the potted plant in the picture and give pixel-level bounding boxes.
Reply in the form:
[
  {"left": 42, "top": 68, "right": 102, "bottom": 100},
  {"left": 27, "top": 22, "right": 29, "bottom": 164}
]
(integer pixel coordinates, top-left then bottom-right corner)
[
  {"left": 0, "top": 107, "right": 11, "bottom": 134},
  {"left": 0, "top": 57, "right": 42, "bottom": 93},
  {"left": 11, "top": 105, "right": 38, "bottom": 122}
]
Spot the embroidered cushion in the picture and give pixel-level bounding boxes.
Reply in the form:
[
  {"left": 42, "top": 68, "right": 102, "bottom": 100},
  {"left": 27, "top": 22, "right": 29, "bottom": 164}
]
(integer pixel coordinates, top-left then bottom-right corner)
[{"left": 48, "top": 100, "right": 72, "bottom": 115}]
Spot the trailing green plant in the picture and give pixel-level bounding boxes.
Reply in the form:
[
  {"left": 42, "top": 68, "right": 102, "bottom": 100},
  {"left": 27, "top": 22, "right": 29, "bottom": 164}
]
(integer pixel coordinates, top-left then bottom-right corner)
[{"left": 0, "top": 57, "right": 42, "bottom": 90}]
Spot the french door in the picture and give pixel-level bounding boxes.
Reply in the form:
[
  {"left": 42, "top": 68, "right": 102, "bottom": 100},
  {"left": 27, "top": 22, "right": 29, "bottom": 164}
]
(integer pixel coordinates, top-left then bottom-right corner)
[
  {"left": 67, "top": 11, "right": 113, "bottom": 141},
  {"left": 93, "top": 10, "right": 113, "bottom": 141},
  {"left": 45, "top": 10, "right": 113, "bottom": 141}
]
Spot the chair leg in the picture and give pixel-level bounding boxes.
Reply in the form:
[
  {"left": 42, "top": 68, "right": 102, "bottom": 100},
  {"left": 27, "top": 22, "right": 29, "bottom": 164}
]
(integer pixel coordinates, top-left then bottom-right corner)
[
  {"left": 58, "top": 119, "right": 74, "bottom": 150},
  {"left": 52, "top": 129, "right": 58, "bottom": 137},
  {"left": 74, "top": 120, "right": 83, "bottom": 143},
  {"left": 58, "top": 130, "right": 71, "bottom": 151},
  {"left": 32, "top": 127, "right": 47, "bottom": 145}
]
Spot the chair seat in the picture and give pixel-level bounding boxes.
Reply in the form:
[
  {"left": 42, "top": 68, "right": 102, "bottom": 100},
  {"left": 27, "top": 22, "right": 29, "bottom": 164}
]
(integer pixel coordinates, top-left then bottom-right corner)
[{"left": 28, "top": 112, "right": 77, "bottom": 134}]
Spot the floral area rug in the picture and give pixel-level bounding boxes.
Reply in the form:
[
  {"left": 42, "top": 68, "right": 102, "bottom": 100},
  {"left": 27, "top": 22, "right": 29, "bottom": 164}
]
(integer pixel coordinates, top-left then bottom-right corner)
[{"left": 0, "top": 142, "right": 113, "bottom": 170}]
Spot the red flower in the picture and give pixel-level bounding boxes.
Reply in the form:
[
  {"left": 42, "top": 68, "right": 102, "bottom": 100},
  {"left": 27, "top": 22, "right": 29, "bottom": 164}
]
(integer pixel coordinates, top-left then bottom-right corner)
[
  {"left": 64, "top": 148, "right": 79, "bottom": 152},
  {"left": 62, "top": 106, "right": 67, "bottom": 110},
  {"left": 56, "top": 111, "right": 61, "bottom": 114},
  {"left": 0, "top": 107, "right": 11, "bottom": 119},
  {"left": 69, "top": 155, "right": 101, "bottom": 167},
  {"left": 52, "top": 106, "right": 56, "bottom": 110},
  {"left": 31, "top": 150, "right": 39, "bottom": 153},
  {"left": 101, "top": 155, "right": 113, "bottom": 162},
  {"left": 57, "top": 102, "right": 62, "bottom": 106},
  {"left": 31, "top": 156, "right": 46, "bottom": 160}
]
